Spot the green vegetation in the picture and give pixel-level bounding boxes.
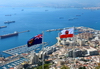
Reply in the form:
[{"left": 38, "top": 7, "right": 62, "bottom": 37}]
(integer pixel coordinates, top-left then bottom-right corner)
[
  {"left": 80, "top": 59, "right": 89, "bottom": 62},
  {"left": 95, "top": 63, "right": 100, "bottom": 69},
  {"left": 79, "top": 66, "right": 86, "bottom": 69},
  {"left": 95, "top": 66, "right": 100, "bottom": 69},
  {"left": 27, "top": 61, "right": 51, "bottom": 69},
  {"left": 34, "top": 64, "right": 50, "bottom": 69}
]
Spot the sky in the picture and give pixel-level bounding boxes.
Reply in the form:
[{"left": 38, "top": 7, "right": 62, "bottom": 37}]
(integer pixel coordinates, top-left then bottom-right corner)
[{"left": 0, "top": 0, "right": 100, "bottom": 7}]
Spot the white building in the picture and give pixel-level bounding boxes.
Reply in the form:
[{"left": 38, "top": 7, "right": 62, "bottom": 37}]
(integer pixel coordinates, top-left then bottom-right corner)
[
  {"left": 84, "top": 47, "right": 99, "bottom": 56},
  {"left": 28, "top": 51, "right": 39, "bottom": 64}
]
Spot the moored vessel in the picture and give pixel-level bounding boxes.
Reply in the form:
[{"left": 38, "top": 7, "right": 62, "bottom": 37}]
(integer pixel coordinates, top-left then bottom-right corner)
[
  {"left": 0, "top": 31, "right": 18, "bottom": 39},
  {"left": 0, "top": 26, "right": 7, "bottom": 29},
  {"left": 4, "top": 21, "right": 15, "bottom": 24}
]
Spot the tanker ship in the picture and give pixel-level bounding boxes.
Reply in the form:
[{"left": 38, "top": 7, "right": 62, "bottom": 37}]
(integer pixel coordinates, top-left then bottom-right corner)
[
  {"left": 4, "top": 21, "right": 15, "bottom": 24},
  {"left": 0, "top": 31, "right": 18, "bottom": 39},
  {"left": 0, "top": 26, "right": 7, "bottom": 29}
]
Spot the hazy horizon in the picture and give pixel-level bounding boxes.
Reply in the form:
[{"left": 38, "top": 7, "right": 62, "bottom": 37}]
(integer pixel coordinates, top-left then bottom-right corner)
[{"left": 0, "top": 0, "right": 100, "bottom": 7}]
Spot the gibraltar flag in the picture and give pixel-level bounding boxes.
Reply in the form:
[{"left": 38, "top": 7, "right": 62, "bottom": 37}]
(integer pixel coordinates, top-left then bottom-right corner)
[{"left": 60, "top": 28, "right": 74, "bottom": 38}]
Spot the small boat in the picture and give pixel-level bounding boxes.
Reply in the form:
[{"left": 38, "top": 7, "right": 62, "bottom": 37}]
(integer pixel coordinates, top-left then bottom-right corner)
[
  {"left": 68, "top": 19, "right": 73, "bottom": 21},
  {"left": 45, "top": 10, "right": 48, "bottom": 11},
  {"left": 73, "top": 18, "right": 78, "bottom": 19},
  {"left": 21, "top": 9, "right": 24, "bottom": 11},
  {"left": 76, "top": 15, "right": 81, "bottom": 16},
  {"left": 5, "top": 15, "right": 11, "bottom": 16},
  {"left": 59, "top": 17, "right": 64, "bottom": 19}
]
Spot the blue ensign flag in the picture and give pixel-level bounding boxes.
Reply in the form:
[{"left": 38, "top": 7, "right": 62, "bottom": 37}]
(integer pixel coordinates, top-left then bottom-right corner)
[{"left": 27, "top": 34, "right": 43, "bottom": 47}]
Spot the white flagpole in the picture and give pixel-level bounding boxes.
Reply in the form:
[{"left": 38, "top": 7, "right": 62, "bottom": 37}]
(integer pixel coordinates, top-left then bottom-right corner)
[
  {"left": 42, "top": 31, "right": 44, "bottom": 69},
  {"left": 73, "top": 26, "right": 76, "bottom": 69}
]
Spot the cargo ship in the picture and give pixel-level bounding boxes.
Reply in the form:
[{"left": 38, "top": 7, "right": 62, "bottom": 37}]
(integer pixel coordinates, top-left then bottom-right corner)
[
  {"left": 0, "top": 31, "right": 18, "bottom": 39},
  {"left": 76, "top": 15, "right": 81, "bottom": 16},
  {"left": 0, "top": 26, "right": 7, "bottom": 29},
  {"left": 5, "top": 15, "right": 11, "bottom": 16},
  {"left": 4, "top": 21, "right": 15, "bottom": 24}
]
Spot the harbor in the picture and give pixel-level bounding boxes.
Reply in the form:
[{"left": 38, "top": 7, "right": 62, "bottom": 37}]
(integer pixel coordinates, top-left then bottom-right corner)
[
  {"left": 0, "top": 26, "right": 100, "bottom": 69},
  {"left": 0, "top": 5, "right": 100, "bottom": 69}
]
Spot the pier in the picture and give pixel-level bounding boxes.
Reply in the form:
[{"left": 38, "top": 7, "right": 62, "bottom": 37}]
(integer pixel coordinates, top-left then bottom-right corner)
[
  {"left": 18, "top": 30, "right": 30, "bottom": 33},
  {"left": 46, "top": 27, "right": 72, "bottom": 32},
  {"left": 46, "top": 29, "right": 63, "bottom": 32}
]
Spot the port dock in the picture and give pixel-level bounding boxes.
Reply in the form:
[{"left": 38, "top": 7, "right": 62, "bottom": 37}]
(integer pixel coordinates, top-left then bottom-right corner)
[
  {"left": 46, "top": 29, "right": 63, "bottom": 32},
  {"left": 18, "top": 30, "right": 30, "bottom": 33}
]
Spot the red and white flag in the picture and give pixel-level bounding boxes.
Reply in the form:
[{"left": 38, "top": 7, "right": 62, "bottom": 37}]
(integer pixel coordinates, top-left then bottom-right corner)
[{"left": 60, "top": 28, "right": 74, "bottom": 38}]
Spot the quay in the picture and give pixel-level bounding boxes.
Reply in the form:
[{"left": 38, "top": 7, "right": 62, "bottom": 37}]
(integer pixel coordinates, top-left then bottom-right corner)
[
  {"left": 46, "top": 27, "right": 73, "bottom": 32},
  {"left": 46, "top": 28, "right": 63, "bottom": 32}
]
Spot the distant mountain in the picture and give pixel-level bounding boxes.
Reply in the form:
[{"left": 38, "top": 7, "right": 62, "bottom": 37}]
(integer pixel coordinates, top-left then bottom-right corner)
[{"left": 0, "top": 0, "right": 100, "bottom": 8}]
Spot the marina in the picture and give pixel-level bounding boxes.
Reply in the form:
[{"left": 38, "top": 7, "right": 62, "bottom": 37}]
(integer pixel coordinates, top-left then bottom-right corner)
[
  {"left": 3, "top": 44, "right": 40, "bottom": 56},
  {"left": 0, "top": 57, "right": 29, "bottom": 69}
]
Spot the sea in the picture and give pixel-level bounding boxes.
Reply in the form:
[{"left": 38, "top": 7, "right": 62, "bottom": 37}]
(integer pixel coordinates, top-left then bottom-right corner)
[{"left": 0, "top": 7, "right": 100, "bottom": 56}]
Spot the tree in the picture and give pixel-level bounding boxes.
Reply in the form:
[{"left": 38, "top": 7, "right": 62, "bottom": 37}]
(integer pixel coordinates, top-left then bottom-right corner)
[
  {"left": 36, "top": 64, "right": 50, "bottom": 69},
  {"left": 95, "top": 66, "right": 100, "bottom": 69},
  {"left": 61, "top": 65, "right": 70, "bottom": 69},
  {"left": 79, "top": 66, "right": 86, "bottom": 69},
  {"left": 95, "top": 63, "right": 100, "bottom": 69}
]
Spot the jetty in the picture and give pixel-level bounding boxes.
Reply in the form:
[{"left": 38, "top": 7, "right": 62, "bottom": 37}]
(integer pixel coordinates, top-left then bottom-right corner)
[
  {"left": 46, "top": 27, "right": 74, "bottom": 32},
  {"left": 46, "top": 29, "right": 63, "bottom": 32},
  {"left": 18, "top": 30, "right": 30, "bottom": 33}
]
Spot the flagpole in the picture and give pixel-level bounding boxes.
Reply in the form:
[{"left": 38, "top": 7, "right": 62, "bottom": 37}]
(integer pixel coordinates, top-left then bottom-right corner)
[
  {"left": 73, "top": 26, "right": 76, "bottom": 69},
  {"left": 42, "top": 31, "right": 44, "bottom": 69}
]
